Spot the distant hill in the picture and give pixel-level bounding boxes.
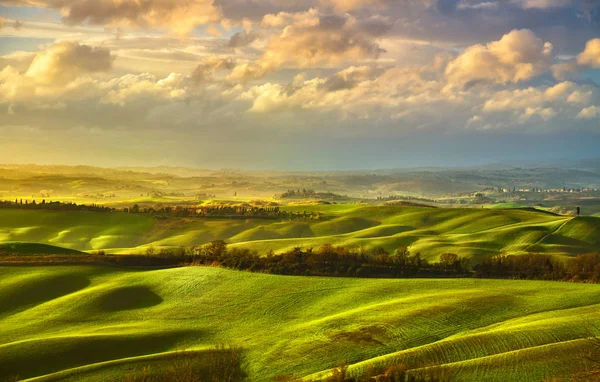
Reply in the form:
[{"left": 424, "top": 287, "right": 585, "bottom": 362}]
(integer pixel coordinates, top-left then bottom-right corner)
[{"left": 3, "top": 161, "right": 600, "bottom": 199}]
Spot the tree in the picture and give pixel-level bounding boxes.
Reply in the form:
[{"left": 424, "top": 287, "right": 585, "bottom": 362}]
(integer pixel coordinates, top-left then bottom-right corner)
[
  {"left": 439, "top": 253, "right": 458, "bottom": 269},
  {"left": 205, "top": 240, "right": 227, "bottom": 257}
]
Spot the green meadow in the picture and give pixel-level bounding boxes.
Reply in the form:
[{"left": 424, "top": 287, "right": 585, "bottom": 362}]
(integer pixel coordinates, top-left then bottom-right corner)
[
  {"left": 2, "top": 203, "right": 600, "bottom": 380},
  {"left": 0, "top": 266, "right": 599, "bottom": 381},
  {"left": 1, "top": 205, "right": 599, "bottom": 261}
]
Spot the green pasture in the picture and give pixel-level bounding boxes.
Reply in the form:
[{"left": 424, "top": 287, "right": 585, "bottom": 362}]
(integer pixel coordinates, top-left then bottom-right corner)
[{"left": 0, "top": 266, "right": 598, "bottom": 381}]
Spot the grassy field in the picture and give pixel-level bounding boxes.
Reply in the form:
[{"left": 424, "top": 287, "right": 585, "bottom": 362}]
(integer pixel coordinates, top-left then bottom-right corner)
[
  {"left": 1, "top": 206, "right": 599, "bottom": 261},
  {"left": 0, "top": 242, "right": 83, "bottom": 255},
  {"left": 0, "top": 266, "right": 598, "bottom": 381}
]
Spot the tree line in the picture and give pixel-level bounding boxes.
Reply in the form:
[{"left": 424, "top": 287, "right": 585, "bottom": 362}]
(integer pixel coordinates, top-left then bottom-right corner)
[
  {"left": 0, "top": 199, "right": 114, "bottom": 213},
  {"left": 4, "top": 238, "right": 600, "bottom": 283},
  {"left": 0, "top": 199, "right": 324, "bottom": 221},
  {"left": 176, "top": 243, "right": 472, "bottom": 278},
  {"left": 126, "top": 204, "right": 325, "bottom": 221},
  {"left": 474, "top": 253, "right": 600, "bottom": 283},
  {"left": 280, "top": 189, "right": 347, "bottom": 200},
  {"left": 0, "top": 242, "right": 472, "bottom": 278}
]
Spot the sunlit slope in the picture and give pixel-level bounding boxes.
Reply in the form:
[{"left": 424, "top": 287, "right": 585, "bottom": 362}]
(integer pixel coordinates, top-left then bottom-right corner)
[
  {"left": 228, "top": 207, "right": 591, "bottom": 260},
  {"left": 0, "top": 210, "right": 154, "bottom": 251},
  {"left": 0, "top": 266, "right": 599, "bottom": 381},
  {"left": 1, "top": 206, "right": 598, "bottom": 259}
]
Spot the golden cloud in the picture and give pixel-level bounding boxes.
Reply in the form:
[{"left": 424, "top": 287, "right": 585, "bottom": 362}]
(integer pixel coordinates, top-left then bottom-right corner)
[
  {"left": 577, "top": 38, "right": 600, "bottom": 67},
  {"left": 26, "top": 41, "right": 114, "bottom": 85},
  {"left": 445, "top": 29, "right": 553, "bottom": 89},
  {"left": 3, "top": 0, "right": 221, "bottom": 34}
]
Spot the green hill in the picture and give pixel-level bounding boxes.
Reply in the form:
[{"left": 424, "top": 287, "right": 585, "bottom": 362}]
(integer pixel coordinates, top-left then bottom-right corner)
[
  {"left": 0, "top": 242, "right": 83, "bottom": 255},
  {"left": 0, "top": 266, "right": 598, "bottom": 381},
  {"left": 0, "top": 209, "right": 153, "bottom": 252},
  {"left": 0, "top": 206, "right": 598, "bottom": 260}
]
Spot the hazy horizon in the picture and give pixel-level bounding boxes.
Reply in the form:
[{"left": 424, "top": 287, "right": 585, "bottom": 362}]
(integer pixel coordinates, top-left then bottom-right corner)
[{"left": 2, "top": 151, "right": 600, "bottom": 173}]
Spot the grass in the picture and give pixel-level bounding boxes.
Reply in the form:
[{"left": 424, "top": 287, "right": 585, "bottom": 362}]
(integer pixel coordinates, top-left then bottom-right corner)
[
  {"left": 0, "top": 210, "right": 154, "bottom": 252},
  {"left": 0, "top": 206, "right": 598, "bottom": 261},
  {"left": 0, "top": 266, "right": 599, "bottom": 381},
  {"left": 0, "top": 242, "right": 83, "bottom": 255}
]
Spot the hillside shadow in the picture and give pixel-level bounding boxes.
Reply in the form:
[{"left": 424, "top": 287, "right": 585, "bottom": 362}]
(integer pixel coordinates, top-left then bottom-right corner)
[
  {"left": 0, "top": 329, "right": 205, "bottom": 380},
  {"left": 0, "top": 274, "right": 90, "bottom": 316},
  {"left": 94, "top": 286, "right": 163, "bottom": 312}
]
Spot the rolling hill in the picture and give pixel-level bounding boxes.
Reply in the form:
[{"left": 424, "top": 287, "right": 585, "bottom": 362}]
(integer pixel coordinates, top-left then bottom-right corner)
[
  {"left": 0, "top": 266, "right": 598, "bottom": 381},
  {"left": 1, "top": 206, "right": 599, "bottom": 261}
]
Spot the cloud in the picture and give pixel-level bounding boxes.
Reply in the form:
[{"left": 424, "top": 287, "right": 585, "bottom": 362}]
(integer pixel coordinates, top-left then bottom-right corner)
[
  {"left": 262, "top": 13, "right": 389, "bottom": 68},
  {"left": 227, "top": 30, "right": 259, "bottom": 48},
  {"left": 456, "top": 1, "right": 498, "bottom": 10},
  {"left": 319, "top": 65, "right": 375, "bottom": 92},
  {"left": 0, "top": 42, "right": 115, "bottom": 109},
  {"left": 445, "top": 29, "right": 553, "bottom": 89},
  {"left": 223, "top": 10, "right": 390, "bottom": 83},
  {"left": 473, "top": 80, "right": 599, "bottom": 129},
  {"left": 2, "top": 0, "right": 221, "bottom": 34},
  {"left": 544, "top": 81, "right": 574, "bottom": 100},
  {"left": 25, "top": 41, "right": 114, "bottom": 85},
  {"left": 551, "top": 60, "right": 578, "bottom": 80},
  {"left": 101, "top": 72, "right": 188, "bottom": 105},
  {"left": 0, "top": 50, "right": 36, "bottom": 72},
  {"left": 576, "top": 105, "right": 599, "bottom": 119},
  {"left": 224, "top": 61, "right": 274, "bottom": 83},
  {"left": 567, "top": 89, "right": 592, "bottom": 104},
  {"left": 261, "top": 8, "right": 320, "bottom": 29},
  {"left": 549, "top": 38, "right": 600, "bottom": 79},
  {"left": 191, "top": 56, "right": 236, "bottom": 84},
  {"left": 519, "top": 106, "right": 557, "bottom": 122},
  {"left": 240, "top": 63, "right": 452, "bottom": 117},
  {"left": 324, "top": 0, "right": 390, "bottom": 12},
  {"left": 354, "top": 15, "right": 395, "bottom": 37},
  {"left": 512, "top": 0, "right": 570, "bottom": 9},
  {"left": 577, "top": 38, "right": 600, "bottom": 67},
  {"left": 482, "top": 82, "right": 597, "bottom": 113}
]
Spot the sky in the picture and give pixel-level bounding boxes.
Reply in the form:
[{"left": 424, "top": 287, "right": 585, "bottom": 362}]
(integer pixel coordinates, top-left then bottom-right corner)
[{"left": 0, "top": 0, "right": 600, "bottom": 170}]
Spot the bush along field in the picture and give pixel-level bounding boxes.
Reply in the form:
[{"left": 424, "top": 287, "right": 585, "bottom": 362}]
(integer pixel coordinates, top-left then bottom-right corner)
[
  {"left": 1, "top": 265, "right": 600, "bottom": 381},
  {"left": 1, "top": 204, "right": 600, "bottom": 262}
]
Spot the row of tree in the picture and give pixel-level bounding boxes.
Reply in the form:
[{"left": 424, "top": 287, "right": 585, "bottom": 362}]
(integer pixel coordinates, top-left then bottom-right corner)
[
  {"left": 0, "top": 243, "right": 471, "bottom": 278},
  {"left": 0, "top": 199, "right": 114, "bottom": 213},
  {"left": 151, "top": 243, "right": 472, "bottom": 278},
  {"left": 280, "top": 189, "right": 347, "bottom": 200},
  {"left": 0, "top": 199, "right": 324, "bottom": 221},
  {"left": 125, "top": 204, "right": 324, "bottom": 220},
  {"left": 86, "top": 246, "right": 600, "bottom": 283},
  {"left": 474, "top": 253, "right": 600, "bottom": 283}
]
